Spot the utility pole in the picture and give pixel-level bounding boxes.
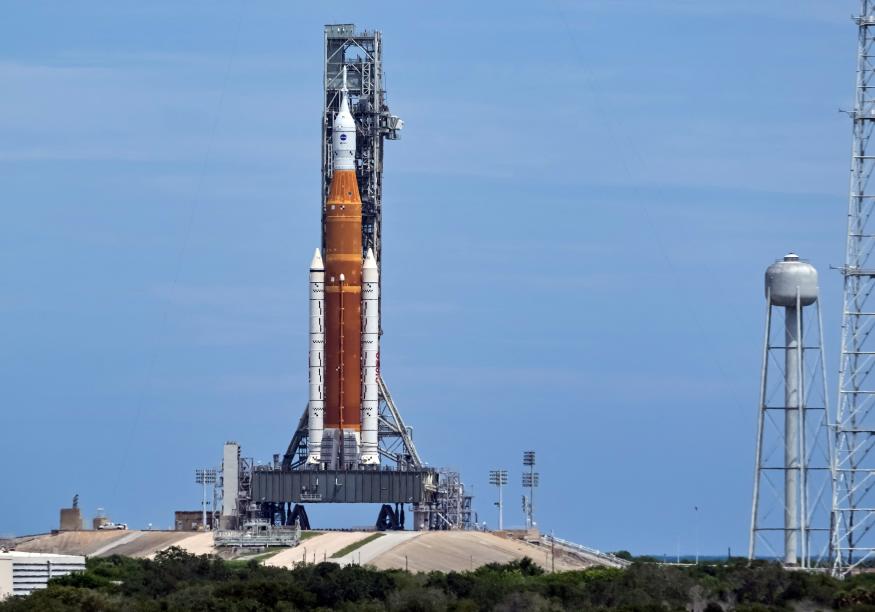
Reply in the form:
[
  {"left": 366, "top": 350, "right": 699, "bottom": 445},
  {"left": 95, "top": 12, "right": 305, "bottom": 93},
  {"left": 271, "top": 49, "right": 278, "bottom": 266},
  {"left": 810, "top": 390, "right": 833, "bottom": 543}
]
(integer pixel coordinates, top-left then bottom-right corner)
[
  {"left": 522, "top": 451, "right": 539, "bottom": 530},
  {"left": 522, "top": 495, "right": 529, "bottom": 529}
]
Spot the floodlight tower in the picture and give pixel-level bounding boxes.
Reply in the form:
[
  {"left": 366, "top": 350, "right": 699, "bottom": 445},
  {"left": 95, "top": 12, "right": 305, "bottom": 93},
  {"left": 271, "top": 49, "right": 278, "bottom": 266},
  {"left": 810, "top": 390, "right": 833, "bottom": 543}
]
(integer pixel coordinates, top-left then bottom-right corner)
[
  {"left": 522, "top": 451, "right": 539, "bottom": 529},
  {"left": 833, "top": 3, "right": 875, "bottom": 576},
  {"left": 195, "top": 468, "right": 217, "bottom": 530},
  {"left": 489, "top": 469, "right": 508, "bottom": 530},
  {"left": 749, "top": 254, "right": 831, "bottom": 568}
]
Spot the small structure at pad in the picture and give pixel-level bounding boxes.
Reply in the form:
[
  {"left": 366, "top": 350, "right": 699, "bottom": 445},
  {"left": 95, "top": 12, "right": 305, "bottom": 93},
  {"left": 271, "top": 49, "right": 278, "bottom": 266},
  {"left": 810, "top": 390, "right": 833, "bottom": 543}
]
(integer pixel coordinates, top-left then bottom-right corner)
[
  {"left": 214, "top": 520, "right": 299, "bottom": 549},
  {"left": 58, "top": 495, "right": 84, "bottom": 531}
]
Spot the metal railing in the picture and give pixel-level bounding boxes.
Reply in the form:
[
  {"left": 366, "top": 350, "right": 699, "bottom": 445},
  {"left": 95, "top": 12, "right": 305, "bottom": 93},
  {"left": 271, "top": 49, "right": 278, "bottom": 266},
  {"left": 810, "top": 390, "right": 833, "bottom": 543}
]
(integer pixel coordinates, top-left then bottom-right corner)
[
  {"left": 214, "top": 526, "right": 299, "bottom": 548},
  {"left": 543, "top": 534, "right": 631, "bottom": 568}
]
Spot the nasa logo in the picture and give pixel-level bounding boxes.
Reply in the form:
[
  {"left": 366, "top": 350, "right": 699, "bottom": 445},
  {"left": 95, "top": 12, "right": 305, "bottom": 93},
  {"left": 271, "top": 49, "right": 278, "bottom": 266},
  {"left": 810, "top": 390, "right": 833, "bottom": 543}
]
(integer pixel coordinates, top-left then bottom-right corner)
[{"left": 340, "top": 134, "right": 348, "bottom": 142}]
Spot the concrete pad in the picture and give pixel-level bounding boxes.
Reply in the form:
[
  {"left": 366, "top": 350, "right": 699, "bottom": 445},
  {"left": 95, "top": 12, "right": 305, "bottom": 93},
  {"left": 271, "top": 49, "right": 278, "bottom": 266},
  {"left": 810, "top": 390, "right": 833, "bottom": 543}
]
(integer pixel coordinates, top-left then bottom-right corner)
[
  {"left": 12, "top": 530, "right": 597, "bottom": 573},
  {"left": 15, "top": 531, "right": 132, "bottom": 556},
  {"left": 90, "top": 532, "right": 144, "bottom": 557},
  {"left": 170, "top": 532, "right": 215, "bottom": 556},
  {"left": 369, "top": 531, "right": 592, "bottom": 573},
  {"left": 265, "top": 532, "right": 371, "bottom": 568},
  {"left": 13, "top": 531, "right": 210, "bottom": 559},
  {"left": 95, "top": 532, "right": 192, "bottom": 558}
]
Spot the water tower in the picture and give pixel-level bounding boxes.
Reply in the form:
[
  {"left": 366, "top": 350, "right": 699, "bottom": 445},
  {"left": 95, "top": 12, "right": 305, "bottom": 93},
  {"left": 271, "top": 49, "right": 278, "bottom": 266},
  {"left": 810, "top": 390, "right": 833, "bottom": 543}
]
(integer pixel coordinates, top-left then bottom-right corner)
[{"left": 749, "top": 253, "right": 832, "bottom": 568}]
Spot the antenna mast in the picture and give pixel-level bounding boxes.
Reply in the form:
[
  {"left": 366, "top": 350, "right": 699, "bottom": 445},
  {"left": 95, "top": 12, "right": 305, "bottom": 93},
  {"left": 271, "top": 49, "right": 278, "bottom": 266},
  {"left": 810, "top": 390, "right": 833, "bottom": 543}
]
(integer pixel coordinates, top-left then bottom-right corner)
[{"left": 833, "top": 1, "right": 875, "bottom": 576}]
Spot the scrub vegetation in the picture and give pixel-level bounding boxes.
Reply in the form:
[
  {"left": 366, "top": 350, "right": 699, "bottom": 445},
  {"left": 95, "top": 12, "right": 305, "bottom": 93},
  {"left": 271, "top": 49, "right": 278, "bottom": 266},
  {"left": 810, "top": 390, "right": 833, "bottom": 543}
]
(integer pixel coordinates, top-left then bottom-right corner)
[{"left": 1, "top": 547, "right": 874, "bottom": 611}]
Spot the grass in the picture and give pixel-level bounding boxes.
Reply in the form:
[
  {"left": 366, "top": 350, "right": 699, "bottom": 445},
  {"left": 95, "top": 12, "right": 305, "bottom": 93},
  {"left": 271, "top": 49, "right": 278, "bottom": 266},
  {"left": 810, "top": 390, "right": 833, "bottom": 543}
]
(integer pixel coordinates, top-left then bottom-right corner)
[
  {"left": 246, "top": 549, "right": 285, "bottom": 563},
  {"left": 300, "top": 531, "right": 322, "bottom": 541},
  {"left": 330, "top": 533, "right": 384, "bottom": 559}
]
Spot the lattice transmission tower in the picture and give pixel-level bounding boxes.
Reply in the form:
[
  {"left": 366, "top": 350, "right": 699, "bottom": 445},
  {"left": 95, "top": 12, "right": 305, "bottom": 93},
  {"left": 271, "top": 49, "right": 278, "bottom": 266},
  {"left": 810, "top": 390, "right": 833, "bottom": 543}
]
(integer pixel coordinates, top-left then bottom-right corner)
[{"left": 833, "top": 2, "right": 875, "bottom": 576}]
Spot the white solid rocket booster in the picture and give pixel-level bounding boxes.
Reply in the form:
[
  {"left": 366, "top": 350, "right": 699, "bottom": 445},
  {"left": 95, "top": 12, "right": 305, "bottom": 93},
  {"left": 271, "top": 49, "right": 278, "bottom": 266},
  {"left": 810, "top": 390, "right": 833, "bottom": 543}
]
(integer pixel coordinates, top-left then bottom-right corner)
[
  {"left": 307, "top": 248, "right": 325, "bottom": 464},
  {"left": 361, "top": 248, "right": 380, "bottom": 465}
]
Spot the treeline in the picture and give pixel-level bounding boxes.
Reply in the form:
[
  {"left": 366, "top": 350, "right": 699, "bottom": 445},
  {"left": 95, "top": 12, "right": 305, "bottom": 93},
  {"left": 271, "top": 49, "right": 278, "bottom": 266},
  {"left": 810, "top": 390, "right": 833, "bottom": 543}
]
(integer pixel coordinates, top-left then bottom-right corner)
[{"left": 3, "top": 547, "right": 875, "bottom": 611}]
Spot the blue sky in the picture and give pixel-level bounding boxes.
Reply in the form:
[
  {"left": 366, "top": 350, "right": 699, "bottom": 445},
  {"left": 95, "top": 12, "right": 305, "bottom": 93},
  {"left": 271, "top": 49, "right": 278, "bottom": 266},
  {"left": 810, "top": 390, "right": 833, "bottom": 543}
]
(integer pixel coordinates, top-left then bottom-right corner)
[{"left": 0, "top": 1, "right": 855, "bottom": 555}]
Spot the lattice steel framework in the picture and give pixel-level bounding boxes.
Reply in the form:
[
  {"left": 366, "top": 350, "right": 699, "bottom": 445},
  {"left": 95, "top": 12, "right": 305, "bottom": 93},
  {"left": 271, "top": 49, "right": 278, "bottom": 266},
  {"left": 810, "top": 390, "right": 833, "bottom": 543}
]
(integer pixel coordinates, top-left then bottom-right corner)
[
  {"left": 322, "top": 24, "right": 403, "bottom": 269},
  {"left": 833, "top": 3, "right": 875, "bottom": 576},
  {"left": 282, "top": 374, "right": 423, "bottom": 471},
  {"left": 419, "top": 470, "right": 475, "bottom": 530}
]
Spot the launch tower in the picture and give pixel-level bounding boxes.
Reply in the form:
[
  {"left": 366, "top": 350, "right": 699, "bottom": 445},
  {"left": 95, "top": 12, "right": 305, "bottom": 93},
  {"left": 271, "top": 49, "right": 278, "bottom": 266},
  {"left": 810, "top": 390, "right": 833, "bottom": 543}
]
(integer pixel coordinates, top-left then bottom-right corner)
[
  {"left": 232, "top": 25, "right": 472, "bottom": 532},
  {"left": 279, "top": 24, "right": 420, "bottom": 474},
  {"left": 320, "top": 25, "right": 403, "bottom": 268}
]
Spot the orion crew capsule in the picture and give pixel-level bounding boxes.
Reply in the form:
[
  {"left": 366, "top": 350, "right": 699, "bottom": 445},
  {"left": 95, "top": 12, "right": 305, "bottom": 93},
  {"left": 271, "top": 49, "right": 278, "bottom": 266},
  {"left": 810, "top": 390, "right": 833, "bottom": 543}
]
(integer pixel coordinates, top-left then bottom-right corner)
[{"left": 307, "top": 68, "right": 380, "bottom": 469}]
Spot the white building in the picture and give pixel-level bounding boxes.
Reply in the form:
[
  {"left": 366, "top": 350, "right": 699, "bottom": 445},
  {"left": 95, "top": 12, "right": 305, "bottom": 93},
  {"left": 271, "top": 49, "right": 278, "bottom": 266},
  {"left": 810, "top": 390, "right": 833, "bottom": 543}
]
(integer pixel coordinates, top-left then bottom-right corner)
[{"left": 0, "top": 551, "right": 86, "bottom": 600}]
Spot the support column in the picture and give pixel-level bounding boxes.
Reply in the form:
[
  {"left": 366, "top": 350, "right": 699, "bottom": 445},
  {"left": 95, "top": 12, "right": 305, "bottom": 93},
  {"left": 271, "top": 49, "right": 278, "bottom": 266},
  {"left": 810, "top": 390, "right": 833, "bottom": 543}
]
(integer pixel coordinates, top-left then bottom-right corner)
[{"left": 785, "top": 304, "right": 800, "bottom": 565}]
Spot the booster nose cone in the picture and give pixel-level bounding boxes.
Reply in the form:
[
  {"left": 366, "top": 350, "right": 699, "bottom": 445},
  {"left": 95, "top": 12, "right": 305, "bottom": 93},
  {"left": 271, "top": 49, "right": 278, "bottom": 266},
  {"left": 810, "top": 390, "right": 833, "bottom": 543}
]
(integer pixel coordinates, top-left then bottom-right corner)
[
  {"left": 363, "top": 248, "right": 376, "bottom": 269},
  {"left": 310, "top": 248, "right": 324, "bottom": 271}
]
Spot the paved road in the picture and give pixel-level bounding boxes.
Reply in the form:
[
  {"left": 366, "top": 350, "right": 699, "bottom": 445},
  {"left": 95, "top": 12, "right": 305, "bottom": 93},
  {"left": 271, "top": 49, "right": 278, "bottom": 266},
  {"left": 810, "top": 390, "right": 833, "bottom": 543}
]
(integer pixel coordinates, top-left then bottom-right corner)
[
  {"left": 333, "top": 531, "right": 422, "bottom": 567},
  {"left": 90, "top": 531, "right": 144, "bottom": 557},
  {"left": 368, "top": 531, "right": 593, "bottom": 573},
  {"left": 265, "top": 531, "right": 372, "bottom": 568}
]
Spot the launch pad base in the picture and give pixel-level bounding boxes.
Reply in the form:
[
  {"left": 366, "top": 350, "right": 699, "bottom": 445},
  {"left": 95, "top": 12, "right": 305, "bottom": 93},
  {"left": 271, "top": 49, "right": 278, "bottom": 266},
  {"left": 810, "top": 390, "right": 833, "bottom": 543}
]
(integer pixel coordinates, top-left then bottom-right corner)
[{"left": 251, "top": 469, "right": 436, "bottom": 505}]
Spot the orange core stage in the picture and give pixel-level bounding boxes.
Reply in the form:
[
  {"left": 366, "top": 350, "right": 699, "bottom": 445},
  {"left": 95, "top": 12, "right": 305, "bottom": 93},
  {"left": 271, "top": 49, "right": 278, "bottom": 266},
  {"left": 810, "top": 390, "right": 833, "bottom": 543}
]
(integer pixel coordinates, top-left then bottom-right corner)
[{"left": 323, "top": 169, "right": 363, "bottom": 432}]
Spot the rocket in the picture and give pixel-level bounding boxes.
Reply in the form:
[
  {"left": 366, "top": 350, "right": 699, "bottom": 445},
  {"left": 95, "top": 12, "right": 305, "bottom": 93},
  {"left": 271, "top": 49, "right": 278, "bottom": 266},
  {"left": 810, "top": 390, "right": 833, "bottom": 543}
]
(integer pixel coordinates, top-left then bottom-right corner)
[{"left": 308, "top": 70, "right": 380, "bottom": 468}]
